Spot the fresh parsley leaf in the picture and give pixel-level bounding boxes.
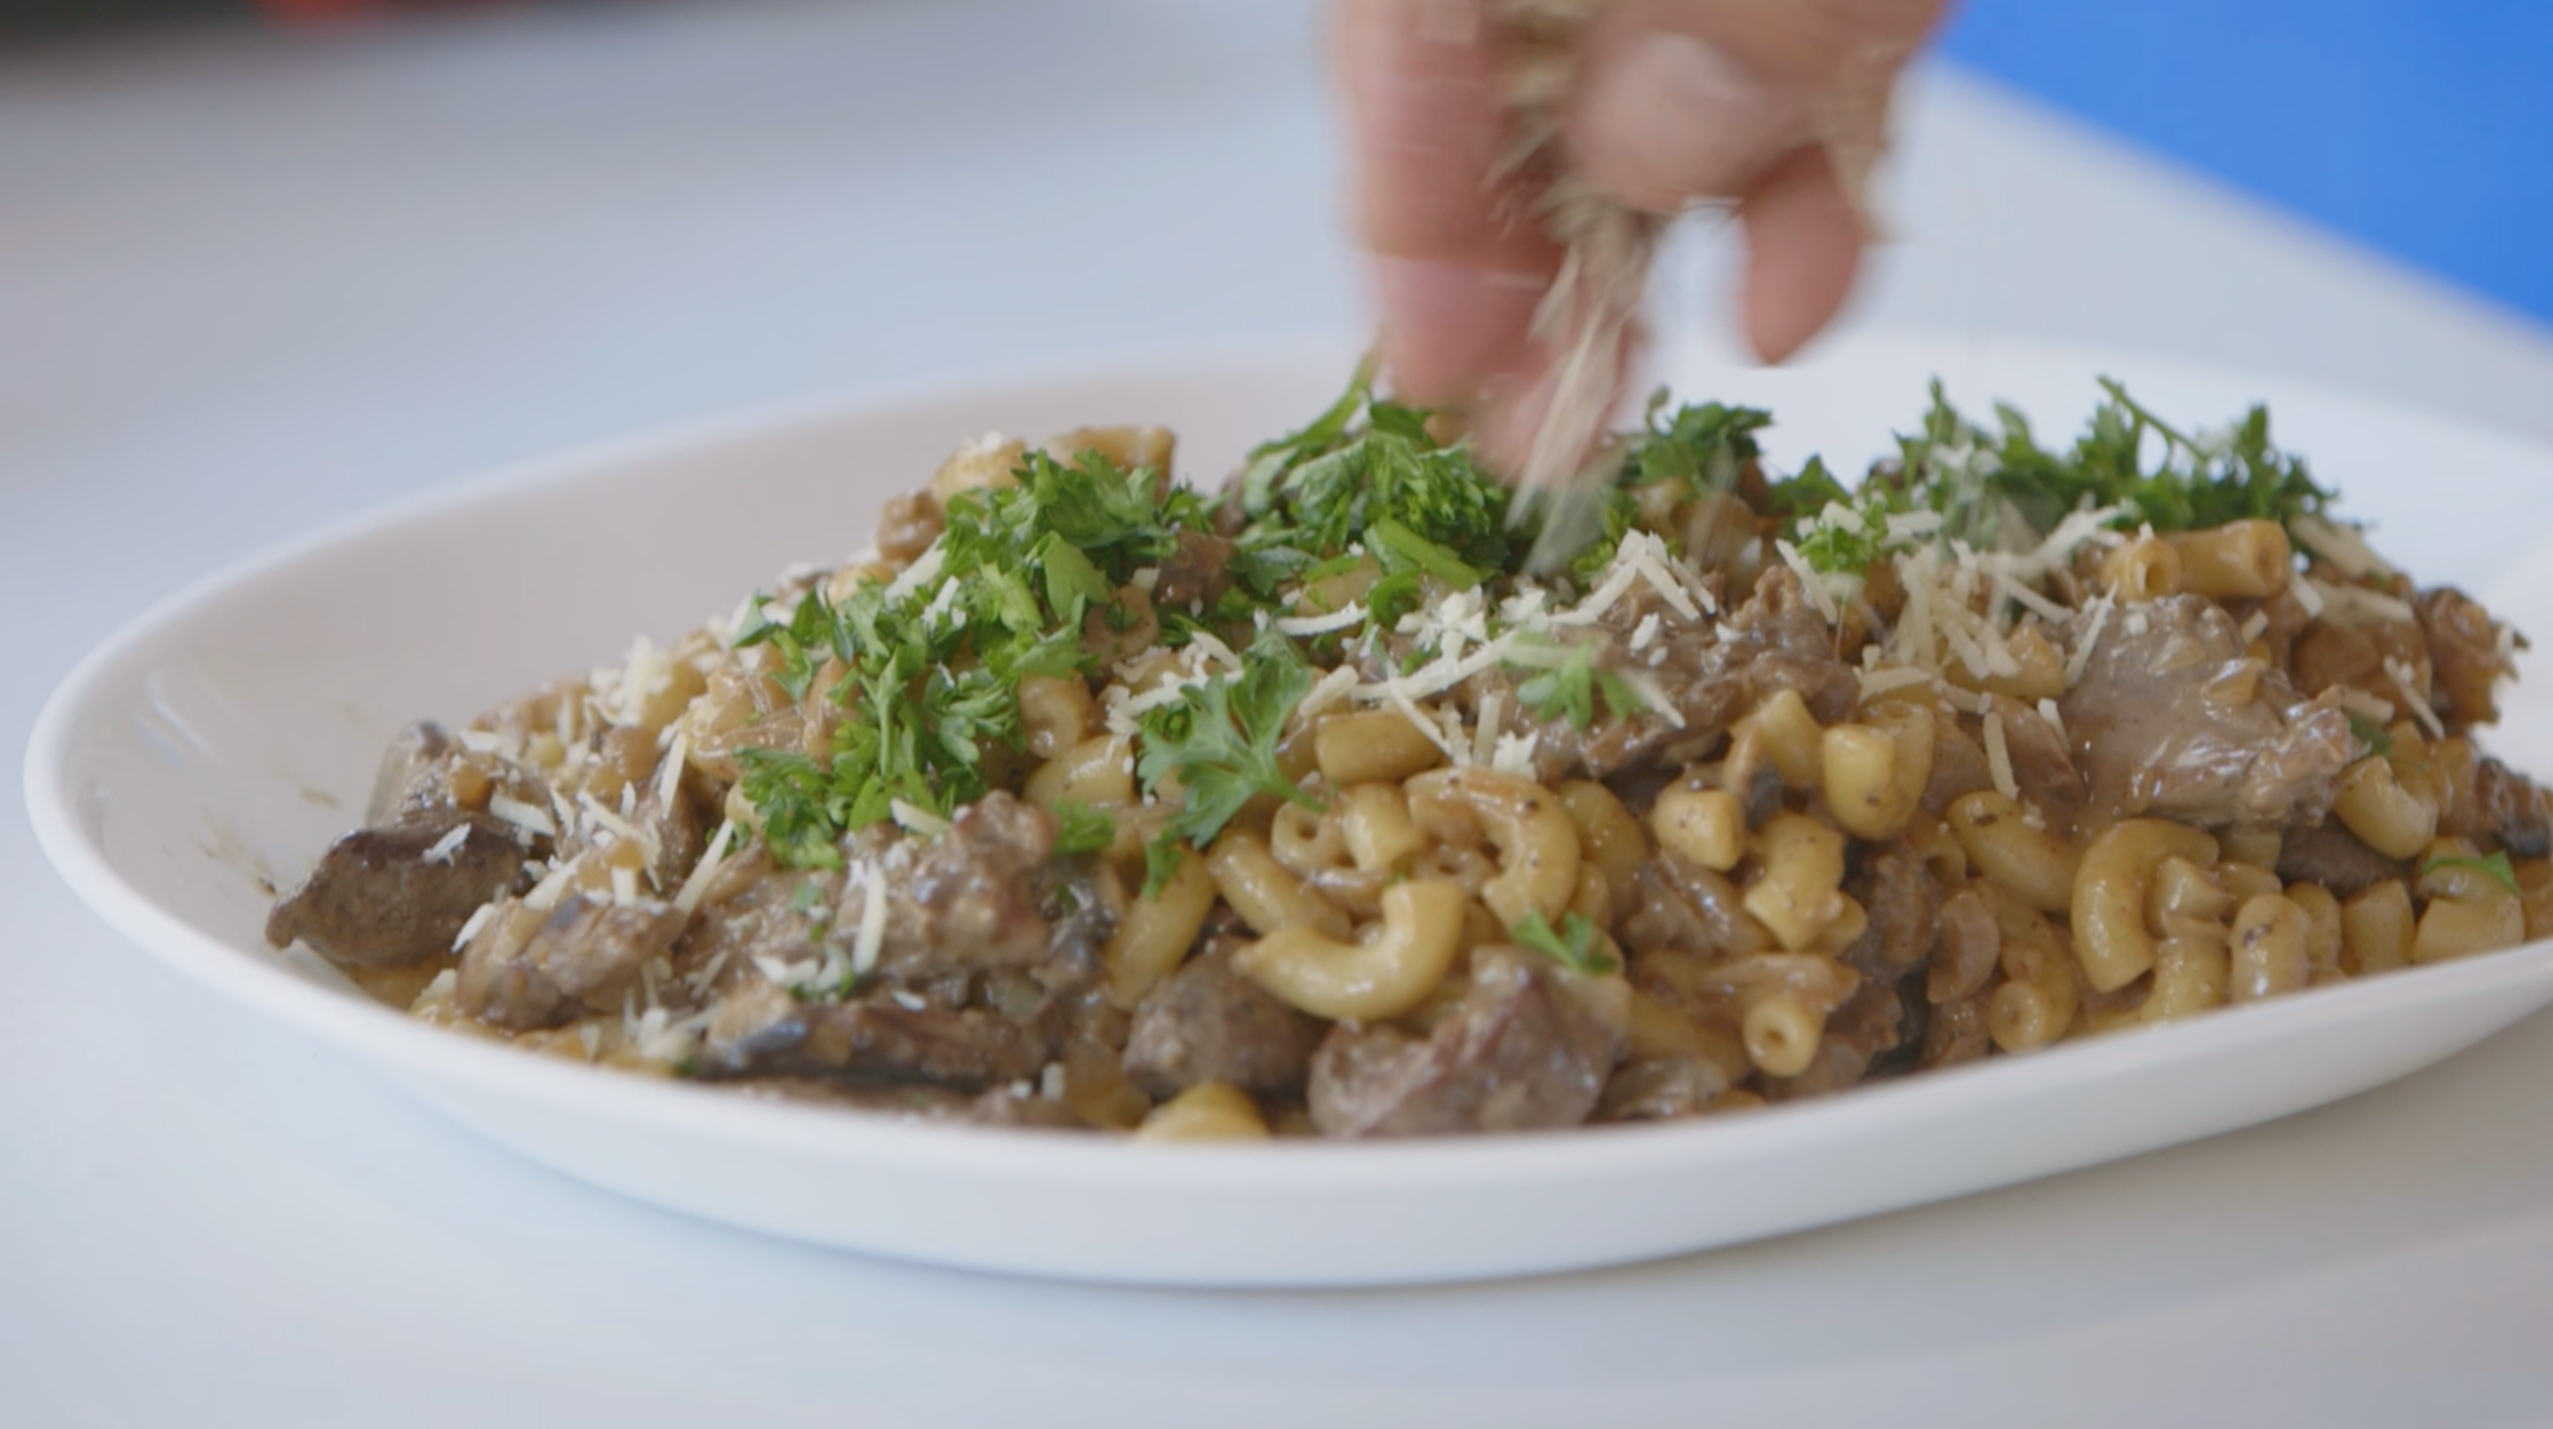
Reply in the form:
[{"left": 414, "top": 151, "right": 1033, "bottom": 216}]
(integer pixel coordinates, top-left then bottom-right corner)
[
  {"left": 1512, "top": 643, "right": 1647, "bottom": 730},
  {"left": 1791, "top": 492, "right": 1894, "bottom": 576},
  {"left": 1760, "top": 453, "right": 1856, "bottom": 522},
  {"left": 2422, "top": 850, "right": 2519, "bottom": 897},
  {"left": 1626, "top": 395, "right": 1772, "bottom": 496},
  {"left": 2346, "top": 712, "right": 2395, "bottom": 761},
  {"left": 736, "top": 748, "right": 851, "bottom": 870},
  {"left": 1136, "top": 632, "right": 1320, "bottom": 888},
  {"left": 1510, "top": 909, "right": 1620, "bottom": 976},
  {"left": 1052, "top": 801, "right": 1117, "bottom": 857}
]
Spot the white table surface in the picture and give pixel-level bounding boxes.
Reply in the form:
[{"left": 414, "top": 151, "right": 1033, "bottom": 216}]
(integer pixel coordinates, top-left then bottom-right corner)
[{"left": 8, "top": 3, "right": 2553, "bottom": 1424}]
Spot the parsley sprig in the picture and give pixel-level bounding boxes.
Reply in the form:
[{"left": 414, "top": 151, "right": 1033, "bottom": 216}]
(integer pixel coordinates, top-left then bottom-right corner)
[
  {"left": 1135, "top": 632, "right": 1320, "bottom": 889},
  {"left": 2422, "top": 850, "right": 2519, "bottom": 897},
  {"left": 1511, "top": 909, "right": 1620, "bottom": 976}
]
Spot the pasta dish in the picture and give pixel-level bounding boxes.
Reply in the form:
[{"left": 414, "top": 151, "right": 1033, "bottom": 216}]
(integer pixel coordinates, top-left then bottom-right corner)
[{"left": 266, "top": 368, "right": 2550, "bottom": 1139}]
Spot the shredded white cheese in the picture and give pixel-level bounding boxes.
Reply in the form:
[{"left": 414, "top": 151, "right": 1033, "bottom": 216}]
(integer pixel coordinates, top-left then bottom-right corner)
[
  {"left": 852, "top": 867, "right": 889, "bottom": 976},
  {"left": 2239, "top": 610, "right": 2271, "bottom": 644},
  {"left": 1627, "top": 612, "right": 1662, "bottom": 653},
  {"left": 421, "top": 824, "right": 470, "bottom": 865},
  {"left": 1272, "top": 602, "right": 1367, "bottom": 637},
  {"left": 1983, "top": 709, "right": 2019, "bottom": 802},
  {"left": 672, "top": 820, "right": 738, "bottom": 915},
  {"left": 1293, "top": 665, "right": 1360, "bottom": 725},
  {"left": 521, "top": 859, "right": 578, "bottom": 912},
  {"left": 2290, "top": 575, "right": 2326, "bottom": 618},
  {"left": 2384, "top": 656, "right": 2445, "bottom": 739},
  {"left": 450, "top": 900, "right": 498, "bottom": 952},
  {"left": 2066, "top": 597, "right": 2114, "bottom": 686},
  {"left": 890, "top": 799, "right": 952, "bottom": 838},
  {"left": 1857, "top": 666, "right": 1935, "bottom": 701},
  {"left": 488, "top": 794, "right": 557, "bottom": 840},
  {"left": 2037, "top": 697, "right": 2068, "bottom": 746}
]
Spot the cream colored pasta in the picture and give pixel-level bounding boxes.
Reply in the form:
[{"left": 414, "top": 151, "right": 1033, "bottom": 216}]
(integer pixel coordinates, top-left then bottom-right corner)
[
  {"left": 1232, "top": 878, "right": 1468, "bottom": 1022},
  {"left": 2074, "top": 820, "right": 2221, "bottom": 993}
]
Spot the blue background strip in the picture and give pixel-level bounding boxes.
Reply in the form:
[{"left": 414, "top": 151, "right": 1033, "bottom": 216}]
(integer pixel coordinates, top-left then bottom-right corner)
[{"left": 1939, "top": 1, "right": 2553, "bottom": 327}]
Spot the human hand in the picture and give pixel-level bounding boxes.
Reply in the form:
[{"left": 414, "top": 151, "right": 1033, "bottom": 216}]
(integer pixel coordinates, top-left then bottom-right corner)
[{"left": 1333, "top": 0, "right": 1947, "bottom": 443}]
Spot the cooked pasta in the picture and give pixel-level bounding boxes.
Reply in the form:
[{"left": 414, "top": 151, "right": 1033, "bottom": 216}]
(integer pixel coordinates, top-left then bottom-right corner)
[{"left": 267, "top": 368, "right": 2550, "bottom": 1137}]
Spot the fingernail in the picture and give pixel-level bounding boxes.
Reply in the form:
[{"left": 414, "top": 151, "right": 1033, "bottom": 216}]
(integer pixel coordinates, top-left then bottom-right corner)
[{"left": 1575, "top": 31, "right": 1806, "bottom": 210}]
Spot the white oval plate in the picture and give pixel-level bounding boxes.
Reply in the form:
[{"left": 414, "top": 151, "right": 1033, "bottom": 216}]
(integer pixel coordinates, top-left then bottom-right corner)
[{"left": 30, "top": 333, "right": 2553, "bottom": 1288}]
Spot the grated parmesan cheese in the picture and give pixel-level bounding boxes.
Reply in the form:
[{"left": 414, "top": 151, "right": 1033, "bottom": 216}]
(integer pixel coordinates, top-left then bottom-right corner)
[
  {"left": 488, "top": 794, "right": 557, "bottom": 839},
  {"left": 2066, "top": 597, "right": 2114, "bottom": 686},
  {"left": 422, "top": 824, "right": 470, "bottom": 865},
  {"left": 1857, "top": 665, "right": 1934, "bottom": 702},
  {"left": 450, "top": 900, "right": 498, "bottom": 952},
  {"left": 1292, "top": 665, "right": 1361, "bottom": 725},
  {"left": 2383, "top": 657, "right": 2445, "bottom": 739},
  {"left": 2239, "top": 610, "right": 2270, "bottom": 644},
  {"left": 2037, "top": 697, "right": 2068, "bottom": 746},
  {"left": 672, "top": 820, "right": 738, "bottom": 915},
  {"left": 890, "top": 799, "right": 951, "bottom": 838},
  {"left": 1982, "top": 710, "right": 2019, "bottom": 801},
  {"left": 2290, "top": 575, "right": 2325, "bottom": 618},
  {"left": 522, "top": 859, "right": 578, "bottom": 912},
  {"left": 611, "top": 866, "right": 640, "bottom": 907},
  {"left": 1272, "top": 602, "right": 1367, "bottom": 637},
  {"left": 1627, "top": 612, "right": 1661, "bottom": 653},
  {"left": 852, "top": 867, "right": 890, "bottom": 976}
]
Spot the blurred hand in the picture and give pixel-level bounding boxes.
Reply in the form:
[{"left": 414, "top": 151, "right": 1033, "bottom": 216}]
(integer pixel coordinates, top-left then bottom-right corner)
[{"left": 1333, "top": 0, "right": 1947, "bottom": 412}]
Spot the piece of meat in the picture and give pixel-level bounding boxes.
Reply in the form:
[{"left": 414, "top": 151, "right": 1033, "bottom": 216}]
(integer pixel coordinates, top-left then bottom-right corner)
[
  {"left": 457, "top": 893, "right": 688, "bottom": 1031},
  {"left": 2416, "top": 587, "right": 2510, "bottom": 728},
  {"left": 2457, "top": 756, "right": 2551, "bottom": 859},
  {"left": 854, "top": 792, "right": 1066, "bottom": 981},
  {"left": 1121, "top": 943, "right": 1326, "bottom": 1098},
  {"left": 698, "top": 982, "right": 1056, "bottom": 1091},
  {"left": 2275, "top": 823, "right": 2405, "bottom": 898},
  {"left": 2059, "top": 595, "right": 2356, "bottom": 827},
  {"left": 1921, "top": 718, "right": 1995, "bottom": 815},
  {"left": 1620, "top": 856, "right": 1769, "bottom": 959},
  {"left": 670, "top": 863, "right": 840, "bottom": 999},
  {"left": 1842, "top": 849, "right": 1938, "bottom": 978},
  {"left": 1919, "top": 991, "right": 1991, "bottom": 1070},
  {"left": 367, "top": 721, "right": 458, "bottom": 824},
  {"left": 265, "top": 816, "right": 527, "bottom": 968},
  {"left": 1151, "top": 529, "right": 1236, "bottom": 612},
  {"left": 1307, "top": 946, "right": 1627, "bottom": 1137},
  {"left": 1764, "top": 977, "right": 1907, "bottom": 1100},
  {"left": 1998, "top": 706, "right": 2085, "bottom": 823},
  {"left": 1496, "top": 568, "right": 1857, "bottom": 783},
  {"left": 1595, "top": 1055, "right": 1731, "bottom": 1122}
]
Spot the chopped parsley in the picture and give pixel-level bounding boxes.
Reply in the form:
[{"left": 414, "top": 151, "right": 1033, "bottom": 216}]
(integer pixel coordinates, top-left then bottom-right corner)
[
  {"left": 2346, "top": 712, "right": 2395, "bottom": 761},
  {"left": 1052, "top": 801, "right": 1117, "bottom": 857},
  {"left": 1624, "top": 392, "right": 1772, "bottom": 497},
  {"left": 1512, "top": 642, "right": 1648, "bottom": 730},
  {"left": 1134, "top": 631, "right": 1321, "bottom": 888},
  {"left": 1510, "top": 909, "right": 1620, "bottom": 976},
  {"left": 2422, "top": 850, "right": 2519, "bottom": 897}
]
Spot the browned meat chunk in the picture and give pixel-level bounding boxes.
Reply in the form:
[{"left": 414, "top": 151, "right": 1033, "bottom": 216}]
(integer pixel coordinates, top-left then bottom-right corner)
[
  {"left": 699, "top": 983, "right": 1055, "bottom": 1091},
  {"left": 1151, "top": 529, "right": 1236, "bottom": 612},
  {"left": 457, "top": 894, "right": 688, "bottom": 1031},
  {"left": 367, "top": 721, "right": 460, "bottom": 824},
  {"left": 1765, "top": 978, "right": 1908, "bottom": 1100},
  {"left": 1842, "top": 849, "right": 1939, "bottom": 978},
  {"left": 1122, "top": 944, "right": 1325, "bottom": 1098},
  {"left": 1515, "top": 568, "right": 1857, "bottom": 781},
  {"left": 2453, "top": 756, "right": 2551, "bottom": 859},
  {"left": 2060, "top": 596, "right": 2356, "bottom": 827},
  {"left": 2276, "top": 823, "right": 2405, "bottom": 898},
  {"left": 858, "top": 792, "right": 1069, "bottom": 982},
  {"left": 265, "top": 816, "right": 526, "bottom": 968},
  {"left": 1998, "top": 706, "right": 2085, "bottom": 823},
  {"left": 1595, "top": 1055, "right": 1732, "bottom": 1122},
  {"left": 672, "top": 862, "right": 840, "bottom": 997},
  {"left": 2417, "top": 588, "right": 2511, "bottom": 727},
  {"left": 1621, "top": 856, "right": 1767, "bottom": 959},
  {"left": 1921, "top": 718, "right": 1995, "bottom": 814},
  {"left": 1307, "top": 947, "right": 1626, "bottom": 1137}
]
